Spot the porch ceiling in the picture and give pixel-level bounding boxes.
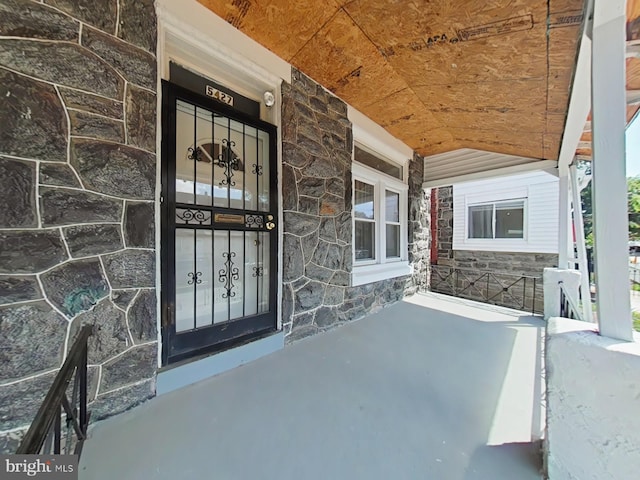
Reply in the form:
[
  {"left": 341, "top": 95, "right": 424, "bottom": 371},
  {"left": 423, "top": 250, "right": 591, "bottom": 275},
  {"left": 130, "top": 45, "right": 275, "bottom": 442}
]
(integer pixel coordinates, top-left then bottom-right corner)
[
  {"left": 198, "top": 0, "right": 586, "bottom": 160},
  {"left": 576, "top": 0, "right": 640, "bottom": 162}
]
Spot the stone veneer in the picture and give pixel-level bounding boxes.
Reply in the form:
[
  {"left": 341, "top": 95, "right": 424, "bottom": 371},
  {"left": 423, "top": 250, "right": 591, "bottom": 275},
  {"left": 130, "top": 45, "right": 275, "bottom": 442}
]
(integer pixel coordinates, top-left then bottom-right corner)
[
  {"left": 435, "top": 186, "right": 454, "bottom": 264},
  {"left": 0, "top": 0, "right": 157, "bottom": 451},
  {"left": 281, "top": 69, "right": 430, "bottom": 341},
  {"left": 432, "top": 186, "right": 557, "bottom": 312}
]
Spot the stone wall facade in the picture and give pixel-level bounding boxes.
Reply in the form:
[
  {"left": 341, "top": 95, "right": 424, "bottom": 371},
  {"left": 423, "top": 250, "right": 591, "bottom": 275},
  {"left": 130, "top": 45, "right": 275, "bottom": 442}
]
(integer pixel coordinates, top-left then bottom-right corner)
[
  {"left": 0, "top": 0, "right": 158, "bottom": 451},
  {"left": 0, "top": 10, "right": 432, "bottom": 450},
  {"left": 435, "top": 186, "right": 454, "bottom": 264},
  {"left": 407, "top": 153, "right": 431, "bottom": 293},
  {"left": 431, "top": 186, "right": 557, "bottom": 312},
  {"left": 451, "top": 250, "right": 558, "bottom": 278},
  {"left": 281, "top": 69, "right": 430, "bottom": 341}
]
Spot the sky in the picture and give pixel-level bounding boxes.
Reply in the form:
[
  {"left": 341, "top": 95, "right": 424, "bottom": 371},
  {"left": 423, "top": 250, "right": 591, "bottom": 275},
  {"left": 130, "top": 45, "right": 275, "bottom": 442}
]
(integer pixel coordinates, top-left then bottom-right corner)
[{"left": 626, "top": 115, "right": 640, "bottom": 177}]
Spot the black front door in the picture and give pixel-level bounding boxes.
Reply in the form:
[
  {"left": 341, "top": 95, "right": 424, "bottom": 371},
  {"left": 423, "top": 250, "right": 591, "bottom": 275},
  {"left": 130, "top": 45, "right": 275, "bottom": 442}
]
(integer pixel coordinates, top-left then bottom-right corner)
[{"left": 161, "top": 81, "right": 278, "bottom": 365}]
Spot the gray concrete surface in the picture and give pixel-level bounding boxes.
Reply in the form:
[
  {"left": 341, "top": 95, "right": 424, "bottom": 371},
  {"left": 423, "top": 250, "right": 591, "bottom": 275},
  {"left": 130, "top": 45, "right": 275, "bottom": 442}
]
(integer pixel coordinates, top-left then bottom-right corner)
[{"left": 80, "top": 293, "right": 545, "bottom": 480}]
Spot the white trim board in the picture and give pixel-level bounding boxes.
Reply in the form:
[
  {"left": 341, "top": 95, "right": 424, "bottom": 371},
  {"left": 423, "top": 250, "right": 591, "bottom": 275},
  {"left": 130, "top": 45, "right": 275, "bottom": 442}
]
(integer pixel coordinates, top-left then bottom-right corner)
[
  {"left": 424, "top": 159, "right": 558, "bottom": 188},
  {"left": 423, "top": 148, "right": 556, "bottom": 188},
  {"left": 349, "top": 106, "right": 414, "bottom": 164},
  {"left": 156, "top": 0, "right": 290, "bottom": 85}
]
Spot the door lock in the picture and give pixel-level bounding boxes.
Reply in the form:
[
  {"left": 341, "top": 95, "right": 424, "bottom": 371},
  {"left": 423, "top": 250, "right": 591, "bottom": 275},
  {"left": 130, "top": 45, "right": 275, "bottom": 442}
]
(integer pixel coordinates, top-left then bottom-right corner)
[{"left": 266, "top": 214, "right": 275, "bottom": 230}]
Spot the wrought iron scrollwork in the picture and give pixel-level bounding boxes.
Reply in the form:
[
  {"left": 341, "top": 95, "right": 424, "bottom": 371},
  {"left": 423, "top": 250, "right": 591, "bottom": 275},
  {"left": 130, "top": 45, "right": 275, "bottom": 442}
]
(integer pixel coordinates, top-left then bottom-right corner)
[
  {"left": 187, "top": 146, "right": 203, "bottom": 162},
  {"left": 187, "top": 271, "right": 202, "bottom": 285},
  {"left": 218, "top": 252, "right": 240, "bottom": 298},
  {"left": 252, "top": 266, "right": 263, "bottom": 278},
  {"left": 252, "top": 163, "right": 263, "bottom": 175},
  {"left": 176, "top": 208, "right": 212, "bottom": 225},
  {"left": 217, "top": 139, "right": 241, "bottom": 187},
  {"left": 245, "top": 214, "right": 265, "bottom": 229}
]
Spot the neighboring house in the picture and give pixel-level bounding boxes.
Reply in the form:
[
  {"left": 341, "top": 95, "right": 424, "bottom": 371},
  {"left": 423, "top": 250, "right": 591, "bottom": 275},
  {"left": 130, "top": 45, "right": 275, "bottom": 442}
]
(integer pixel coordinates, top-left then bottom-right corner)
[{"left": 431, "top": 171, "right": 559, "bottom": 312}]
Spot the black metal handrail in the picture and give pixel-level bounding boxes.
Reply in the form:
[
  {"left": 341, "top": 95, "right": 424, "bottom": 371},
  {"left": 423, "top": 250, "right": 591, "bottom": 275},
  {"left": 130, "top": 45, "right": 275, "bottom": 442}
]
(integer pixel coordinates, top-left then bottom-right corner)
[
  {"left": 559, "top": 281, "right": 584, "bottom": 321},
  {"left": 17, "top": 325, "right": 93, "bottom": 456},
  {"left": 430, "top": 265, "right": 542, "bottom": 314},
  {"left": 630, "top": 264, "right": 640, "bottom": 285}
]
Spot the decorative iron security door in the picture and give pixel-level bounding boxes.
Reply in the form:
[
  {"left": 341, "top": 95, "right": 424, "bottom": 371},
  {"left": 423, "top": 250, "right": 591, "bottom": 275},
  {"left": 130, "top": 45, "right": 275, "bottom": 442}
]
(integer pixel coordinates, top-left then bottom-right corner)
[{"left": 161, "top": 82, "right": 278, "bottom": 365}]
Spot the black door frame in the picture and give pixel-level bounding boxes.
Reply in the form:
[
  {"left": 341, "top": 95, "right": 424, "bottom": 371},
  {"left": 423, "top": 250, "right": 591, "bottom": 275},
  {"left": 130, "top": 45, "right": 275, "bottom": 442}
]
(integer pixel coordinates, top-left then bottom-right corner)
[{"left": 160, "top": 80, "right": 279, "bottom": 366}]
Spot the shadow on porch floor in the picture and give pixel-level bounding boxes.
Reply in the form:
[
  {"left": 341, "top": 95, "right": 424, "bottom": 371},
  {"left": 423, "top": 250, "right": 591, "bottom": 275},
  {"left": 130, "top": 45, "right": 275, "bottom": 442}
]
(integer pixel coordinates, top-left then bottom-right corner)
[{"left": 79, "top": 292, "right": 545, "bottom": 480}]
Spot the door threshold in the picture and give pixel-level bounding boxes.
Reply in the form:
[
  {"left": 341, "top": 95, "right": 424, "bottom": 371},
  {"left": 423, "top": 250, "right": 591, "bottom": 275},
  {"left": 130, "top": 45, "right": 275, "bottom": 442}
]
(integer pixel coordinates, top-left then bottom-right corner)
[{"left": 156, "top": 329, "right": 284, "bottom": 395}]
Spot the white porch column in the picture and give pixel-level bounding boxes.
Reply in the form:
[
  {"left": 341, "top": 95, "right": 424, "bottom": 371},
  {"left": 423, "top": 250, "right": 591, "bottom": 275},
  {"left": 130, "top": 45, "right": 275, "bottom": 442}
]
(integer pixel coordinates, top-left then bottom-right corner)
[
  {"left": 558, "top": 167, "right": 571, "bottom": 270},
  {"left": 569, "top": 163, "right": 594, "bottom": 323},
  {"left": 591, "top": 0, "right": 633, "bottom": 340}
]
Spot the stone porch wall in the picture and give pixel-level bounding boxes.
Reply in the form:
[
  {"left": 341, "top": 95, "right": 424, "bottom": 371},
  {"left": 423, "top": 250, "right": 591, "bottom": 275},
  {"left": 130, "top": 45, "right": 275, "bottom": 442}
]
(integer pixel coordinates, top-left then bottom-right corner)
[
  {"left": 0, "top": 0, "right": 157, "bottom": 451},
  {"left": 281, "top": 69, "right": 430, "bottom": 341},
  {"left": 435, "top": 186, "right": 454, "bottom": 264},
  {"left": 432, "top": 186, "right": 557, "bottom": 312}
]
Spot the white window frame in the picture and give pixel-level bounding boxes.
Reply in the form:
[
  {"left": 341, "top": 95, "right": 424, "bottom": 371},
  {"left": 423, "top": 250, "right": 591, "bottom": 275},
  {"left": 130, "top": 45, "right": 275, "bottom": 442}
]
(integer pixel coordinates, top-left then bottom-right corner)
[
  {"left": 352, "top": 150, "right": 410, "bottom": 286},
  {"left": 465, "top": 198, "right": 528, "bottom": 241}
]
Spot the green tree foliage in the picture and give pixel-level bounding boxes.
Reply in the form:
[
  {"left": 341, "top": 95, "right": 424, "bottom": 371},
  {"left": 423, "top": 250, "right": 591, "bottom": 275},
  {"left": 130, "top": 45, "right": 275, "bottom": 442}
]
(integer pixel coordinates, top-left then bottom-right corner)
[
  {"left": 628, "top": 176, "right": 640, "bottom": 241},
  {"left": 581, "top": 177, "right": 593, "bottom": 246},
  {"left": 580, "top": 175, "right": 640, "bottom": 244}
]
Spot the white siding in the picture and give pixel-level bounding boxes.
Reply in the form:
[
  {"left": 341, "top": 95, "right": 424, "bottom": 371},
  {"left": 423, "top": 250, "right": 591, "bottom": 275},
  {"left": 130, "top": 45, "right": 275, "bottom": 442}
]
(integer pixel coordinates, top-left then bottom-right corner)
[{"left": 452, "top": 171, "right": 559, "bottom": 254}]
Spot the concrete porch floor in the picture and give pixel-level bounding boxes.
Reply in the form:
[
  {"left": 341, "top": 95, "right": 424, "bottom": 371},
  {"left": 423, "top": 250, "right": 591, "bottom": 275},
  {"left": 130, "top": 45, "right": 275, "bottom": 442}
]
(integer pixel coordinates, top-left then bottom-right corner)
[{"left": 79, "top": 293, "right": 545, "bottom": 480}]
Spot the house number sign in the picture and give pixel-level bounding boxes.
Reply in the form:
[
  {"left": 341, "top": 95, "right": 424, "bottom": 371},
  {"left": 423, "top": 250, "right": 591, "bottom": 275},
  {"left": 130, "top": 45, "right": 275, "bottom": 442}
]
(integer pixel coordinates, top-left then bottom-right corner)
[{"left": 206, "top": 85, "right": 234, "bottom": 106}]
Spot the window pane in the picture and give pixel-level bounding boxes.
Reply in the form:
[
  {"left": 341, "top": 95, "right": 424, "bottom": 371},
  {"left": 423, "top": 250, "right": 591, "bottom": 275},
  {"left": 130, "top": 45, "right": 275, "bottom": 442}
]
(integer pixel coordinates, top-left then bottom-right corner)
[
  {"left": 386, "top": 224, "right": 400, "bottom": 258},
  {"left": 495, "top": 202, "right": 524, "bottom": 238},
  {"left": 355, "top": 221, "right": 375, "bottom": 260},
  {"left": 354, "top": 180, "right": 375, "bottom": 220},
  {"left": 468, "top": 205, "right": 493, "bottom": 238},
  {"left": 354, "top": 146, "right": 402, "bottom": 179},
  {"left": 385, "top": 190, "right": 399, "bottom": 223}
]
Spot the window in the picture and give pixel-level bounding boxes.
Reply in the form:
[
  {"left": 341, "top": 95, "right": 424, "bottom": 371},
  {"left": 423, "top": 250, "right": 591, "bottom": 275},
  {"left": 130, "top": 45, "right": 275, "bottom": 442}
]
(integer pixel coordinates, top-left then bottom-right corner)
[
  {"left": 468, "top": 200, "right": 525, "bottom": 239},
  {"left": 352, "top": 146, "right": 410, "bottom": 286},
  {"left": 354, "top": 146, "right": 403, "bottom": 180},
  {"left": 354, "top": 180, "right": 376, "bottom": 260}
]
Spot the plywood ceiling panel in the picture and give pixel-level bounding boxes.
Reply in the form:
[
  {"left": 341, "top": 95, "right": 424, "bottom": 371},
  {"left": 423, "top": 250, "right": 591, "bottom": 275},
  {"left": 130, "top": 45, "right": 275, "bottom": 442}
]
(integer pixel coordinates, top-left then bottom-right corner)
[
  {"left": 549, "top": 0, "right": 586, "bottom": 12},
  {"left": 290, "top": 10, "right": 408, "bottom": 110},
  {"left": 629, "top": 0, "right": 640, "bottom": 41},
  {"left": 346, "top": 0, "right": 548, "bottom": 86},
  {"left": 547, "top": 66, "right": 574, "bottom": 114},
  {"left": 383, "top": 111, "right": 448, "bottom": 144},
  {"left": 451, "top": 128, "right": 545, "bottom": 158},
  {"left": 574, "top": 2, "right": 640, "bottom": 162},
  {"left": 197, "top": 0, "right": 342, "bottom": 61},
  {"left": 411, "top": 129, "right": 459, "bottom": 156},
  {"left": 413, "top": 79, "right": 547, "bottom": 113},
  {"left": 628, "top": 58, "right": 640, "bottom": 91},
  {"left": 546, "top": 113, "right": 568, "bottom": 134},
  {"left": 544, "top": 133, "right": 563, "bottom": 160},
  {"left": 357, "top": 88, "right": 440, "bottom": 132},
  {"left": 197, "top": 0, "right": 589, "bottom": 160},
  {"left": 380, "top": 43, "right": 548, "bottom": 87}
]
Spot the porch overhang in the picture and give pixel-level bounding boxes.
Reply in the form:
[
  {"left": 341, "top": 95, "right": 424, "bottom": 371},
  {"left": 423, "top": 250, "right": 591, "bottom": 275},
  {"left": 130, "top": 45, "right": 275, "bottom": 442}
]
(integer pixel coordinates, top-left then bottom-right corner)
[
  {"left": 198, "top": 0, "right": 587, "bottom": 164},
  {"left": 568, "top": 0, "right": 640, "bottom": 163},
  {"left": 422, "top": 149, "right": 557, "bottom": 188}
]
